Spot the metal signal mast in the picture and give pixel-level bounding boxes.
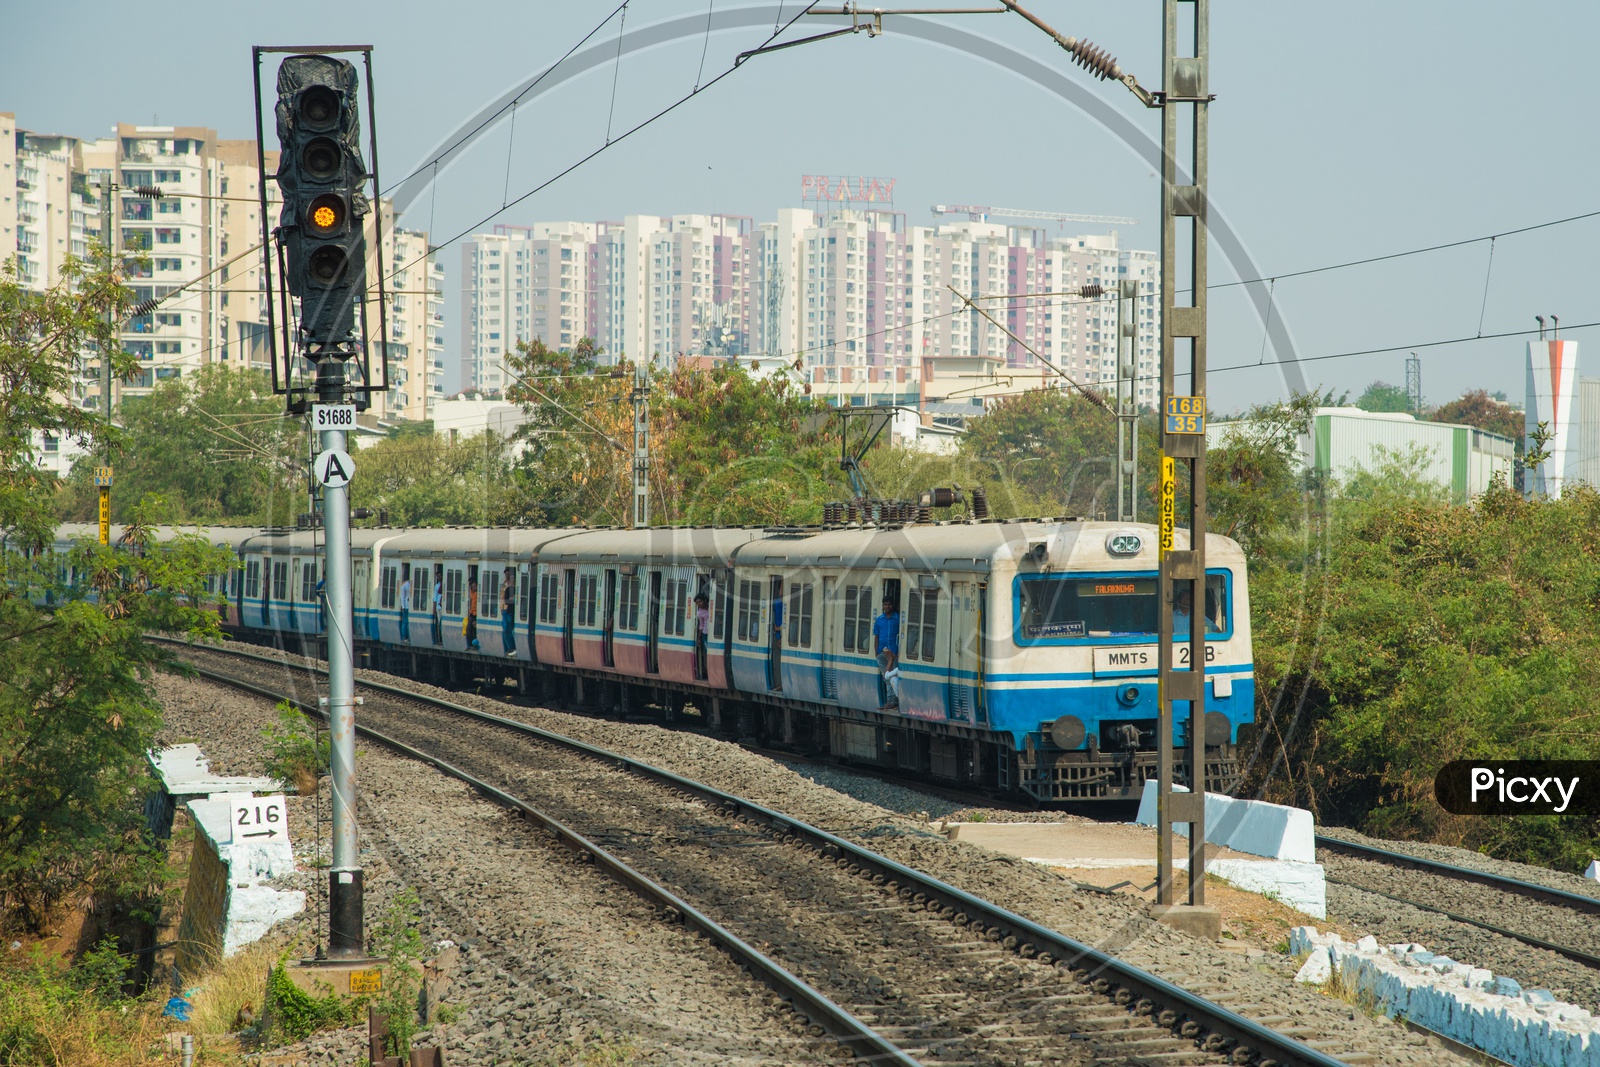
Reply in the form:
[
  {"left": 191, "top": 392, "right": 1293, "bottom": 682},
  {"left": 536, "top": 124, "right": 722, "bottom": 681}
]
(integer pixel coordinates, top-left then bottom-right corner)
[{"left": 253, "top": 45, "right": 388, "bottom": 959}]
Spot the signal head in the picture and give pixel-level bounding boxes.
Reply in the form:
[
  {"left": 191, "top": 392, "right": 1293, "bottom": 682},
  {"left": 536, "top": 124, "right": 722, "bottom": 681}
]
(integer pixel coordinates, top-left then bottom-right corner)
[
  {"left": 302, "top": 137, "right": 342, "bottom": 181},
  {"left": 307, "top": 246, "right": 349, "bottom": 287},
  {"left": 306, "top": 193, "right": 348, "bottom": 237},
  {"left": 298, "top": 84, "right": 342, "bottom": 132}
]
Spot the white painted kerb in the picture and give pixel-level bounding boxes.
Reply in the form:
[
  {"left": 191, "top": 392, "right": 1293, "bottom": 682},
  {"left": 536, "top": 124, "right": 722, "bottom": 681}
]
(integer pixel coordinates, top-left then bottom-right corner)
[{"left": 1134, "top": 781, "right": 1316, "bottom": 863}]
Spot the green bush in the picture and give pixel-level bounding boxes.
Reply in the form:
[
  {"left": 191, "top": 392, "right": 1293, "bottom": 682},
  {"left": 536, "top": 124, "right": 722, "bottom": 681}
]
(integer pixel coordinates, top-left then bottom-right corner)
[
  {"left": 265, "top": 960, "right": 354, "bottom": 1044},
  {"left": 262, "top": 700, "right": 328, "bottom": 794}
]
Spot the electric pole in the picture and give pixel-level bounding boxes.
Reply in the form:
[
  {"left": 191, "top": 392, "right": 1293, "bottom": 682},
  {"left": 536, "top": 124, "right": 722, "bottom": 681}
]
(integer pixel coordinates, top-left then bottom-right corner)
[
  {"left": 1154, "top": 0, "right": 1214, "bottom": 928},
  {"left": 632, "top": 360, "right": 650, "bottom": 528},
  {"left": 1115, "top": 277, "right": 1138, "bottom": 522},
  {"left": 98, "top": 174, "right": 114, "bottom": 545}
]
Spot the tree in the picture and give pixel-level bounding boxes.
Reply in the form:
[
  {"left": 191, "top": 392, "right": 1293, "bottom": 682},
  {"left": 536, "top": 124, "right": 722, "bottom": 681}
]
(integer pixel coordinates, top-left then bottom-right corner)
[
  {"left": 504, "top": 340, "right": 844, "bottom": 526},
  {"left": 1431, "top": 389, "right": 1523, "bottom": 444},
  {"left": 957, "top": 388, "right": 1157, "bottom": 518},
  {"left": 0, "top": 254, "right": 233, "bottom": 930},
  {"left": 350, "top": 427, "right": 524, "bottom": 527},
  {"left": 1206, "top": 394, "right": 1319, "bottom": 559},
  {"left": 1354, "top": 380, "right": 1412, "bottom": 413},
  {"left": 57, "top": 365, "right": 302, "bottom": 526}
]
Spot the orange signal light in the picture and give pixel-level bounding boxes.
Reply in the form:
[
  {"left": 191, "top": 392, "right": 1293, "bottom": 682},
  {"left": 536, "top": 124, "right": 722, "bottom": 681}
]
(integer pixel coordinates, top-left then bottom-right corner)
[{"left": 313, "top": 205, "right": 337, "bottom": 229}]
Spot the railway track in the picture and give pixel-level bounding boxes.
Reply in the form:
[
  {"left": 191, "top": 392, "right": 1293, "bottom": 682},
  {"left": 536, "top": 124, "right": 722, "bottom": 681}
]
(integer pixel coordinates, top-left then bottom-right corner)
[
  {"left": 162, "top": 639, "right": 1366, "bottom": 1067},
  {"left": 1315, "top": 835, "right": 1600, "bottom": 972}
]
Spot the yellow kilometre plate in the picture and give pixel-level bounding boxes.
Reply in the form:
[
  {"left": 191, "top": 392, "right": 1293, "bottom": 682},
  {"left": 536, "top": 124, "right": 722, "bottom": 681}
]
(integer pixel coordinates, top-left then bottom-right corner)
[{"left": 348, "top": 969, "right": 382, "bottom": 994}]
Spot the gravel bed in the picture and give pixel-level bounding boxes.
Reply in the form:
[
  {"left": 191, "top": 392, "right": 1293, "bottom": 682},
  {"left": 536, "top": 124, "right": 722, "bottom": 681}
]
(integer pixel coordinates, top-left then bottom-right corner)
[
  {"left": 1325, "top": 878, "right": 1600, "bottom": 1014},
  {"left": 1319, "top": 825, "right": 1600, "bottom": 903},
  {"left": 166, "top": 643, "right": 1477, "bottom": 1067},
  {"left": 344, "top": 684, "right": 1242, "bottom": 1065},
  {"left": 153, "top": 671, "right": 838, "bottom": 1066}
]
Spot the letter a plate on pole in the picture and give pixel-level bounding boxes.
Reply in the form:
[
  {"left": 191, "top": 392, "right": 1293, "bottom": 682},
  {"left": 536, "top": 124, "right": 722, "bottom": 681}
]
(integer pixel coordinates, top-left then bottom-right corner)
[{"left": 315, "top": 449, "right": 354, "bottom": 489}]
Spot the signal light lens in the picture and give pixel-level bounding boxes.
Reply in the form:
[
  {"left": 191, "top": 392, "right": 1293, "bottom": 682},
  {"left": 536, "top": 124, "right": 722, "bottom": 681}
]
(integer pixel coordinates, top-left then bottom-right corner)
[
  {"left": 302, "top": 137, "right": 340, "bottom": 181},
  {"left": 307, "top": 246, "right": 348, "bottom": 286},
  {"left": 299, "top": 86, "right": 340, "bottom": 131},
  {"left": 306, "top": 193, "right": 346, "bottom": 236}
]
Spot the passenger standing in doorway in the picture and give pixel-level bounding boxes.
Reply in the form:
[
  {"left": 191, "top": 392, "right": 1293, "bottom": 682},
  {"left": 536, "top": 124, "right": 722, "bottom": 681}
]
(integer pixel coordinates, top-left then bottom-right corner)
[
  {"left": 465, "top": 577, "right": 480, "bottom": 650},
  {"left": 769, "top": 588, "right": 785, "bottom": 690},
  {"left": 694, "top": 593, "right": 711, "bottom": 679},
  {"left": 431, "top": 572, "right": 443, "bottom": 645},
  {"left": 501, "top": 567, "right": 516, "bottom": 656},
  {"left": 874, "top": 596, "right": 901, "bottom": 710},
  {"left": 398, "top": 568, "right": 412, "bottom": 643}
]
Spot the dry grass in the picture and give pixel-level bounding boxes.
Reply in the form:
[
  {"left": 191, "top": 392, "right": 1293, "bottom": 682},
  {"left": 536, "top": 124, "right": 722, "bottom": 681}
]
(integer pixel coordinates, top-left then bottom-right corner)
[
  {"left": 0, "top": 957, "right": 170, "bottom": 1067},
  {"left": 187, "top": 940, "right": 276, "bottom": 1040}
]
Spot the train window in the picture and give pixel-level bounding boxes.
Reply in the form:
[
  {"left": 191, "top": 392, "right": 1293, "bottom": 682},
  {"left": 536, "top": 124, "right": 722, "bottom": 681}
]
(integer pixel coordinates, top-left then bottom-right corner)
[
  {"left": 482, "top": 571, "right": 500, "bottom": 619},
  {"left": 842, "top": 583, "right": 873, "bottom": 652},
  {"left": 786, "top": 583, "right": 802, "bottom": 648},
  {"left": 413, "top": 573, "right": 430, "bottom": 612},
  {"left": 905, "top": 590, "right": 922, "bottom": 661},
  {"left": 666, "top": 578, "right": 688, "bottom": 637},
  {"left": 920, "top": 589, "right": 939, "bottom": 661},
  {"left": 577, "top": 574, "right": 597, "bottom": 627},
  {"left": 619, "top": 573, "right": 641, "bottom": 630},
  {"left": 737, "top": 579, "right": 757, "bottom": 640},
  {"left": 1017, "top": 575, "right": 1158, "bottom": 639},
  {"left": 711, "top": 578, "right": 725, "bottom": 640},
  {"left": 445, "top": 570, "right": 464, "bottom": 615},
  {"left": 539, "top": 572, "right": 556, "bottom": 623},
  {"left": 799, "top": 584, "right": 814, "bottom": 648},
  {"left": 1203, "top": 573, "right": 1228, "bottom": 633},
  {"left": 518, "top": 570, "right": 530, "bottom": 622},
  {"left": 271, "top": 561, "right": 288, "bottom": 601},
  {"left": 245, "top": 560, "right": 260, "bottom": 600},
  {"left": 380, "top": 566, "right": 398, "bottom": 609}
]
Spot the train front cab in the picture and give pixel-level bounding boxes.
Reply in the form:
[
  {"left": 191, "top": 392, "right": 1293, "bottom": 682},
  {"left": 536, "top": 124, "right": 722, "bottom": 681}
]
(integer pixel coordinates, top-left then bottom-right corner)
[{"left": 990, "top": 526, "right": 1255, "bottom": 803}]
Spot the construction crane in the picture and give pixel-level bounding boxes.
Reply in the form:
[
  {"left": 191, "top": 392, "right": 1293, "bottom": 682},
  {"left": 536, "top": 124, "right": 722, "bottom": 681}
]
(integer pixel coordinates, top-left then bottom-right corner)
[{"left": 931, "top": 203, "right": 1136, "bottom": 226}]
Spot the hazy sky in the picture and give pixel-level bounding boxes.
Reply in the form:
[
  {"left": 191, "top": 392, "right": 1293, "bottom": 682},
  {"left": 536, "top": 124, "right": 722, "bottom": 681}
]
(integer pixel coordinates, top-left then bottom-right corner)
[{"left": 6, "top": 2, "right": 1597, "bottom": 409}]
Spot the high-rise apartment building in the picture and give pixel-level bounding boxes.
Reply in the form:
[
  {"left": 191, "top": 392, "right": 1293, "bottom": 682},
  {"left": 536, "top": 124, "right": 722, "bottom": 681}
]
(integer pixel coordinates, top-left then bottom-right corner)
[{"left": 3, "top": 115, "right": 442, "bottom": 424}]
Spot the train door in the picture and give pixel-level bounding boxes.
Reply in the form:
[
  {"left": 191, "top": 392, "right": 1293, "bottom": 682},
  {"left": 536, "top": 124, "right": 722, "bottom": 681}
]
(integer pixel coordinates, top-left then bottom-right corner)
[
  {"left": 947, "top": 580, "right": 974, "bottom": 723},
  {"left": 768, "top": 575, "right": 784, "bottom": 690},
  {"left": 975, "top": 582, "right": 988, "bottom": 724},
  {"left": 720, "top": 570, "right": 736, "bottom": 688},
  {"left": 821, "top": 576, "right": 838, "bottom": 700},
  {"left": 516, "top": 562, "right": 533, "bottom": 660},
  {"left": 561, "top": 568, "right": 576, "bottom": 662},
  {"left": 602, "top": 569, "right": 617, "bottom": 668},
  {"left": 692, "top": 572, "right": 710, "bottom": 681},
  {"left": 429, "top": 562, "right": 445, "bottom": 645},
  {"left": 646, "top": 571, "right": 663, "bottom": 673},
  {"left": 353, "top": 558, "right": 371, "bottom": 639}
]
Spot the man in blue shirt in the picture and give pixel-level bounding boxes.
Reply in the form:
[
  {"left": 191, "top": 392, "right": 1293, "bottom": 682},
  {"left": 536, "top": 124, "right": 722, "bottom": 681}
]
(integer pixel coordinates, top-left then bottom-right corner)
[
  {"left": 1172, "top": 585, "right": 1220, "bottom": 638},
  {"left": 873, "top": 596, "right": 901, "bottom": 710}
]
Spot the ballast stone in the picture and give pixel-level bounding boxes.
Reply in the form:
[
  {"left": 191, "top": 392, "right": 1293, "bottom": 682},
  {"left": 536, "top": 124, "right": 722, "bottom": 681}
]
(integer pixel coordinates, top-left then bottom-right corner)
[{"left": 1289, "top": 926, "right": 1600, "bottom": 1066}]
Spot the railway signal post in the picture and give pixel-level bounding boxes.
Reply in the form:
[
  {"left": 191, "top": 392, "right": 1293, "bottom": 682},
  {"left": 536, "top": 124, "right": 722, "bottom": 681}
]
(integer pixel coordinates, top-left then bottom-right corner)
[
  {"left": 257, "top": 46, "right": 388, "bottom": 960},
  {"left": 1153, "top": 0, "right": 1217, "bottom": 935}
]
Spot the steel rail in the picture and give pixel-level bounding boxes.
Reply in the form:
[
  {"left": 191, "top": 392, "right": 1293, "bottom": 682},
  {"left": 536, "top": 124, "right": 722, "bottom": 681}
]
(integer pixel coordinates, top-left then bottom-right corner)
[
  {"left": 1323, "top": 877, "right": 1600, "bottom": 971},
  {"left": 166, "top": 640, "right": 1352, "bottom": 1067},
  {"left": 182, "top": 660, "right": 920, "bottom": 1067},
  {"left": 1316, "top": 835, "right": 1600, "bottom": 915}
]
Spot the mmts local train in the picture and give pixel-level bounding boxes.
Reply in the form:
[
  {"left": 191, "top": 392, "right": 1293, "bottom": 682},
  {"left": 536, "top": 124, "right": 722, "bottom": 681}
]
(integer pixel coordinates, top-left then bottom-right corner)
[{"left": 57, "top": 516, "right": 1256, "bottom": 803}]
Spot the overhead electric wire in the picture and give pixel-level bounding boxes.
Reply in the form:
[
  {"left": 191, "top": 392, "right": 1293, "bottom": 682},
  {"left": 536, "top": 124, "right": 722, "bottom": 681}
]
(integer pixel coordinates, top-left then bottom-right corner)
[{"left": 1198, "top": 207, "right": 1600, "bottom": 293}]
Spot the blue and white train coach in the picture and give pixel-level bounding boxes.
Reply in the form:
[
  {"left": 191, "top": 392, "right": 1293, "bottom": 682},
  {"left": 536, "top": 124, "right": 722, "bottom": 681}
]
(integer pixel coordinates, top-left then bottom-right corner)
[{"left": 56, "top": 517, "right": 1254, "bottom": 803}]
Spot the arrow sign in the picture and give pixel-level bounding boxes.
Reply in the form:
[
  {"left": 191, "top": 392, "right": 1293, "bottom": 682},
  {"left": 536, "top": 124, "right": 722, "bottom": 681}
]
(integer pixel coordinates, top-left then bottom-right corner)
[
  {"left": 315, "top": 449, "right": 354, "bottom": 489},
  {"left": 231, "top": 794, "right": 290, "bottom": 846}
]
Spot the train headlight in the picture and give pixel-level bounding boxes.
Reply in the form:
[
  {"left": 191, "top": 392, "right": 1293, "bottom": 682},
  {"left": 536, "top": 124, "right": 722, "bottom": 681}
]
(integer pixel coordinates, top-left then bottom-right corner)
[
  {"left": 1116, "top": 684, "right": 1141, "bottom": 707},
  {"left": 1105, "top": 531, "right": 1143, "bottom": 556}
]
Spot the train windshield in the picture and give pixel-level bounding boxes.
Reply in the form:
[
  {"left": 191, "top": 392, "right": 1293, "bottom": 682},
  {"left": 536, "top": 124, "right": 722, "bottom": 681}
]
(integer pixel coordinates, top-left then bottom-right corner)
[{"left": 1018, "top": 574, "right": 1228, "bottom": 640}]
